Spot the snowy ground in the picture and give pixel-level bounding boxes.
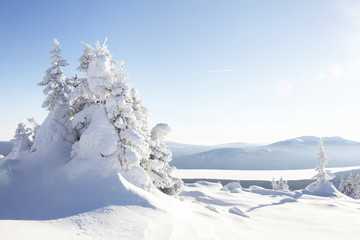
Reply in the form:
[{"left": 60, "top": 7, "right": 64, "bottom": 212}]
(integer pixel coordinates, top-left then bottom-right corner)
[
  {"left": 1, "top": 180, "right": 360, "bottom": 240},
  {"left": 173, "top": 166, "right": 360, "bottom": 181}
]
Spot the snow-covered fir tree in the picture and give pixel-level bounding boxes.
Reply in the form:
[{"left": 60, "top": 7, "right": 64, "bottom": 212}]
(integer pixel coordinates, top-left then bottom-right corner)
[
  {"left": 105, "top": 78, "right": 151, "bottom": 169},
  {"left": 38, "top": 39, "right": 69, "bottom": 111},
  {"left": 84, "top": 40, "right": 152, "bottom": 169},
  {"left": 306, "top": 138, "right": 338, "bottom": 196},
  {"left": 77, "top": 42, "right": 96, "bottom": 73},
  {"left": 339, "top": 173, "right": 360, "bottom": 198},
  {"left": 353, "top": 174, "right": 360, "bottom": 198},
  {"left": 355, "top": 186, "right": 360, "bottom": 200},
  {"left": 9, "top": 118, "right": 39, "bottom": 157},
  {"left": 79, "top": 39, "right": 115, "bottom": 103},
  {"left": 312, "top": 138, "right": 335, "bottom": 184},
  {"left": 71, "top": 40, "right": 180, "bottom": 194},
  {"left": 355, "top": 174, "right": 360, "bottom": 186},
  {"left": 67, "top": 74, "right": 94, "bottom": 117},
  {"left": 34, "top": 39, "right": 76, "bottom": 147},
  {"left": 345, "top": 173, "right": 355, "bottom": 196},
  {"left": 277, "top": 177, "right": 289, "bottom": 191},
  {"left": 66, "top": 41, "right": 99, "bottom": 117},
  {"left": 338, "top": 176, "right": 346, "bottom": 193},
  {"left": 12, "top": 121, "right": 33, "bottom": 149},
  {"left": 272, "top": 177, "right": 278, "bottom": 190},
  {"left": 146, "top": 123, "right": 183, "bottom": 195}
]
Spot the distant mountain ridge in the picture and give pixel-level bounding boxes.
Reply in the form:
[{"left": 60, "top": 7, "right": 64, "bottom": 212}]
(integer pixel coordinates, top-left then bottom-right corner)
[
  {"left": 166, "top": 141, "right": 262, "bottom": 158},
  {"left": 169, "top": 136, "right": 360, "bottom": 170}
]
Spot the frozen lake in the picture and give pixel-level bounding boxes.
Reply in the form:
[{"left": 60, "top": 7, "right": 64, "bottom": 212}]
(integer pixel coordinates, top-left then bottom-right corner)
[{"left": 172, "top": 166, "right": 360, "bottom": 181}]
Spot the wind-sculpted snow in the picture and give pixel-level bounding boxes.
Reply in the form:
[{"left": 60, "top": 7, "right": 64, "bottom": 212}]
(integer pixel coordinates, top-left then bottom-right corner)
[
  {"left": 0, "top": 167, "right": 155, "bottom": 220},
  {"left": 1, "top": 178, "right": 360, "bottom": 239}
]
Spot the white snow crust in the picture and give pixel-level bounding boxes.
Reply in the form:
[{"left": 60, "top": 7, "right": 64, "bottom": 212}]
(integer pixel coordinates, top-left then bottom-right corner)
[{"left": 1, "top": 180, "right": 360, "bottom": 240}]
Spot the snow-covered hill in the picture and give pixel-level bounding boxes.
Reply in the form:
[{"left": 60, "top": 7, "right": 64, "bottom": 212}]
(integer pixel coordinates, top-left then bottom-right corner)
[
  {"left": 1, "top": 181, "right": 360, "bottom": 240},
  {"left": 170, "top": 136, "right": 360, "bottom": 170},
  {"left": 166, "top": 141, "right": 261, "bottom": 158}
]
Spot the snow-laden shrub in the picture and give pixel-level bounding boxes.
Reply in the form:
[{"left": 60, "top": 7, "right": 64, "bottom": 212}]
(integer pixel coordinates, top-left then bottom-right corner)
[
  {"left": 272, "top": 177, "right": 289, "bottom": 191},
  {"left": 338, "top": 173, "right": 360, "bottom": 199},
  {"left": 8, "top": 118, "right": 39, "bottom": 158},
  {"left": 146, "top": 123, "right": 183, "bottom": 195}
]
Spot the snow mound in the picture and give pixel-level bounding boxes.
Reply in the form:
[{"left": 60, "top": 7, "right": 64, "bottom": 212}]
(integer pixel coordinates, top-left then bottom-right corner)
[
  {"left": 221, "top": 181, "right": 242, "bottom": 192},
  {"left": 2, "top": 180, "right": 360, "bottom": 239},
  {"left": 225, "top": 181, "right": 242, "bottom": 190},
  {"left": 305, "top": 181, "right": 343, "bottom": 198},
  {"left": 229, "top": 206, "right": 249, "bottom": 218},
  {"left": 0, "top": 163, "right": 159, "bottom": 220},
  {"left": 29, "top": 107, "right": 74, "bottom": 169}
]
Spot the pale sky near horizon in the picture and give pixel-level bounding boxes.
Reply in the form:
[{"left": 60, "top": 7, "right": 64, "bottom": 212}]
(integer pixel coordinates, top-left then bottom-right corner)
[{"left": 1, "top": 0, "right": 360, "bottom": 145}]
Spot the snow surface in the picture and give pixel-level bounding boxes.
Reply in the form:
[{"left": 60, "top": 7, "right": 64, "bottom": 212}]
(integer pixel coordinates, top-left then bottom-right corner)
[
  {"left": 172, "top": 166, "right": 360, "bottom": 180},
  {"left": 1, "top": 180, "right": 360, "bottom": 240}
]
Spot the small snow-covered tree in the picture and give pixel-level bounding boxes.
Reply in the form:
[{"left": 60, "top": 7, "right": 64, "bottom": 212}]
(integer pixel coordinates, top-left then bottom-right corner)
[
  {"left": 272, "top": 177, "right": 278, "bottom": 190},
  {"left": 10, "top": 118, "right": 39, "bottom": 156},
  {"left": 355, "top": 186, "right": 360, "bottom": 200},
  {"left": 12, "top": 122, "right": 32, "bottom": 149},
  {"left": 312, "top": 138, "right": 335, "bottom": 184},
  {"left": 272, "top": 177, "right": 289, "bottom": 191},
  {"left": 67, "top": 41, "right": 99, "bottom": 116},
  {"left": 77, "top": 42, "right": 96, "bottom": 73},
  {"left": 341, "top": 173, "right": 360, "bottom": 198},
  {"left": 355, "top": 174, "right": 360, "bottom": 186},
  {"left": 343, "top": 173, "right": 355, "bottom": 196},
  {"left": 338, "top": 176, "right": 346, "bottom": 194},
  {"left": 277, "top": 177, "right": 289, "bottom": 191},
  {"left": 31, "top": 39, "right": 76, "bottom": 159},
  {"left": 146, "top": 123, "right": 183, "bottom": 195},
  {"left": 105, "top": 80, "right": 151, "bottom": 169},
  {"left": 82, "top": 39, "right": 115, "bottom": 103},
  {"left": 306, "top": 138, "right": 338, "bottom": 196},
  {"left": 38, "top": 39, "right": 69, "bottom": 111},
  {"left": 67, "top": 74, "right": 94, "bottom": 117}
]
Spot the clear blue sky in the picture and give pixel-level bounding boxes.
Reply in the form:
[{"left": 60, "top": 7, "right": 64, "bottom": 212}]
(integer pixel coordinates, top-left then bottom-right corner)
[{"left": 1, "top": 0, "right": 360, "bottom": 144}]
